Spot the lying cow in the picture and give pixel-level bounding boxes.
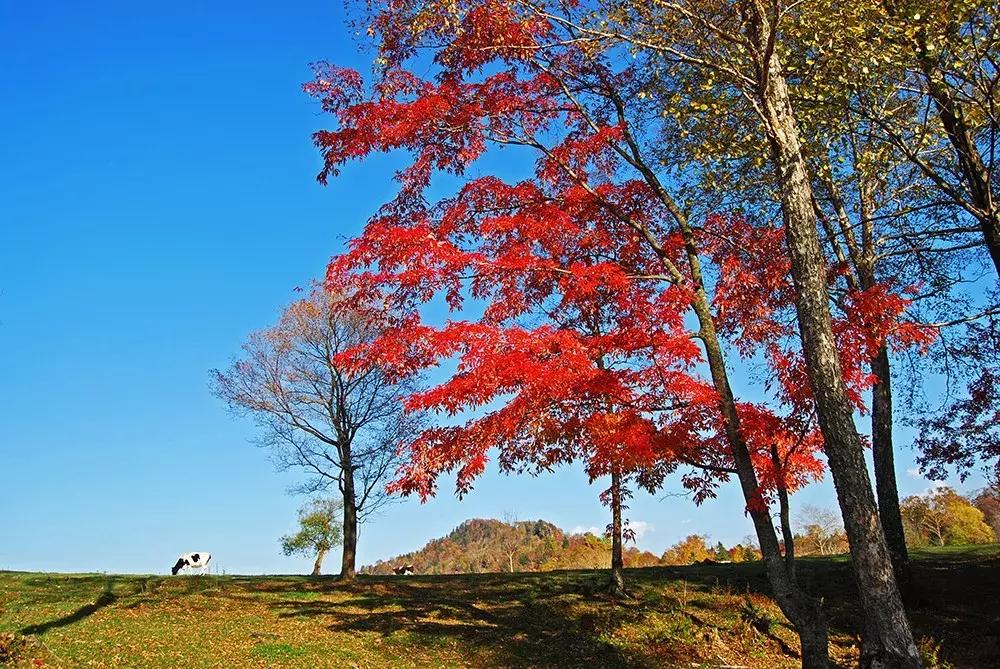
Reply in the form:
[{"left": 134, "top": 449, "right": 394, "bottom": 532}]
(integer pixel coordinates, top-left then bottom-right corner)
[
  {"left": 393, "top": 564, "right": 415, "bottom": 575},
  {"left": 172, "top": 552, "right": 212, "bottom": 575}
]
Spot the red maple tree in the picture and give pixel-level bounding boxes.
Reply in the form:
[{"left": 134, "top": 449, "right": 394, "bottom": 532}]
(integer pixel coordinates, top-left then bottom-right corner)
[{"left": 308, "top": 0, "right": 932, "bottom": 660}]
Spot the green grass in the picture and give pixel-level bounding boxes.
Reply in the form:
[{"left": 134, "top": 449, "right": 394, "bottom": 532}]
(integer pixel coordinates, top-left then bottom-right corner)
[
  {"left": 250, "top": 642, "right": 310, "bottom": 660},
  {"left": 1, "top": 545, "right": 997, "bottom": 668}
]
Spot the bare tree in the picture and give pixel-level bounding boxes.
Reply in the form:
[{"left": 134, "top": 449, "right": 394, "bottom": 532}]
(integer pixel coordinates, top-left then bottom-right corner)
[
  {"left": 500, "top": 511, "right": 521, "bottom": 573},
  {"left": 796, "top": 506, "right": 847, "bottom": 557},
  {"left": 212, "top": 286, "right": 422, "bottom": 580}
]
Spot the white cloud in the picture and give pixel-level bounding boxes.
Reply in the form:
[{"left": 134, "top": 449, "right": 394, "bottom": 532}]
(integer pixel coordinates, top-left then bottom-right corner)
[
  {"left": 906, "top": 467, "right": 921, "bottom": 479},
  {"left": 569, "top": 520, "right": 654, "bottom": 540},
  {"left": 913, "top": 479, "right": 951, "bottom": 496},
  {"left": 625, "top": 520, "right": 653, "bottom": 539},
  {"left": 571, "top": 525, "right": 604, "bottom": 536}
]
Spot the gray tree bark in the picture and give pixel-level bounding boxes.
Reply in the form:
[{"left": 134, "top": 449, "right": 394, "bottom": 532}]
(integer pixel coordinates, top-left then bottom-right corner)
[
  {"left": 745, "top": 4, "right": 920, "bottom": 665},
  {"left": 340, "top": 467, "right": 358, "bottom": 580}
]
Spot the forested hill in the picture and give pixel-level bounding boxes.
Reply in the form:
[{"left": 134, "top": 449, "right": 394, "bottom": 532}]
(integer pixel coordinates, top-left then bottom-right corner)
[{"left": 362, "top": 518, "right": 662, "bottom": 575}]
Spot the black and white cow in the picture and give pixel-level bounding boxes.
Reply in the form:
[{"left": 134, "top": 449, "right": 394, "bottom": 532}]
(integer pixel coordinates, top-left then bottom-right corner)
[
  {"left": 393, "top": 564, "right": 415, "bottom": 576},
  {"left": 171, "top": 552, "right": 212, "bottom": 575}
]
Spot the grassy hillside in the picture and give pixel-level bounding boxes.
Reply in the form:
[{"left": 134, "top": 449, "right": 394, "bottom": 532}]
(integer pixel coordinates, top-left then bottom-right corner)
[
  {"left": 1, "top": 545, "right": 997, "bottom": 668},
  {"left": 362, "top": 518, "right": 662, "bottom": 575}
]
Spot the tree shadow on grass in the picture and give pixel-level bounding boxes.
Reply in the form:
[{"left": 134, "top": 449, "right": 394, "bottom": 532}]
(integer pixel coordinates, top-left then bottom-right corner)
[
  {"left": 632, "top": 549, "right": 1000, "bottom": 668},
  {"left": 20, "top": 588, "right": 117, "bottom": 636},
  {"left": 267, "top": 573, "right": 659, "bottom": 668}
]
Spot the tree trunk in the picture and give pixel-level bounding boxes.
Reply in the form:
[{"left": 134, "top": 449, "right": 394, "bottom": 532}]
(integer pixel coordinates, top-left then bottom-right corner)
[
  {"left": 871, "top": 345, "right": 911, "bottom": 593},
  {"left": 340, "top": 473, "right": 358, "bottom": 581},
  {"left": 745, "top": 5, "right": 920, "bottom": 665},
  {"left": 609, "top": 468, "right": 626, "bottom": 596},
  {"left": 747, "top": 487, "right": 829, "bottom": 669},
  {"left": 857, "top": 249, "right": 911, "bottom": 596},
  {"left": 771, "top": 444, "right": 796, "bottom": 579},
  {"left": 609, "top": 31, "right": 827, "bottom": 658},
  {"left": 747, "top": 468, "right": 828, "bottom": 668},
  {"left": 312, "top": 547, "right": 328, "bottom": 576},
  {"left": 694, "top": 301, "right": 829, "bottom": 668}
]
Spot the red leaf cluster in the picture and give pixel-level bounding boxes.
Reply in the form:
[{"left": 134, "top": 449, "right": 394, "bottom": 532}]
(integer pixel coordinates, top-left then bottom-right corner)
[{"left": 310, "top": 0, "right": 933, "bottom": 510}]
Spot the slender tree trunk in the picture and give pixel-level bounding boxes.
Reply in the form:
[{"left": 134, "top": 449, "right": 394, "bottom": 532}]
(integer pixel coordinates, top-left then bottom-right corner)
[
  {"left": 858, "top": 255, "right": 911, "bottom": 594},
  {"left": 598, "top": 42, "right": 827, "bottom": 660},
  {"left": 695, "top": 303, "right": 829, "bottom": 668},
  {"left": 870, "top": 345, "right": 911, "bottom": 593},
  {"left": 340, "top": 471, "right": 358, "bottom": 581},
  {"left": 312, "top": 547, "right": 328, "bottom": 576},
  {"left": 754, "top": 508, "right": 829, "bottom": 669},
  {"left": 609, "top": 468, "right": 626, "bottom": 596},
  {"left": 745, "top": 5, "right": 920, "bottom": 665},
  {"left": 926, "top": 517, "right": 946, "bottom": 547},
  {"left": 771, "top": 445, "right": 796, "bottom": 579}
]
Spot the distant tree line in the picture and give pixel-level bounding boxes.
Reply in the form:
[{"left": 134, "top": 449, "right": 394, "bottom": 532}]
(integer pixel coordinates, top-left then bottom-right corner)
[
  {"left": 361, "top": 493, "right": 998, "bottom": 576},
  {"left": 901, "top": 485, "right": 998, "bottom": 547},
  {"left": 661, "top": 488, "right": 998, "bottom": 567}
]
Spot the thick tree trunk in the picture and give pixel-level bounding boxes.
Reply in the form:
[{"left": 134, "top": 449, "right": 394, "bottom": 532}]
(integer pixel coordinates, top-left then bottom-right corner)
[
  {"left": 609, "top": 468, "right": 626, "bottom": 596},
  {"left": 870, "top": 345, "right": 910, "bottom": 593},
  {"left": 312, "top": 547, "right": 328, "bottom": 576},
  {"left": 745, "top": 6, "right": 920, "bottom": 665},
  {"left": 340, "top": 473, "right": 358, "bottom": 581}
]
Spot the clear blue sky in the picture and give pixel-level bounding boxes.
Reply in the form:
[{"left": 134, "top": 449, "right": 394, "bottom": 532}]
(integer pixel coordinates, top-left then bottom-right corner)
[{"left": 0, "top": 1, "right": 983, "bottom": 575}]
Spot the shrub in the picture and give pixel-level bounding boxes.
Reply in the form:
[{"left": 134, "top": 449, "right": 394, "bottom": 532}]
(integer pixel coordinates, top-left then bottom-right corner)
[
  {"left": 740, "top": 598, "right": 774, "bottom": 635},
  {"left": 918, "top": 637, "right": 954, "bottom": 669}
]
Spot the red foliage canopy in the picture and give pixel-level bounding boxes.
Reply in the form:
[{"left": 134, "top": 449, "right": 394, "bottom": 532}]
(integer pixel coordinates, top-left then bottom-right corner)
[{"left": 309, "top": 0, "right": 932, "bottom": 509}]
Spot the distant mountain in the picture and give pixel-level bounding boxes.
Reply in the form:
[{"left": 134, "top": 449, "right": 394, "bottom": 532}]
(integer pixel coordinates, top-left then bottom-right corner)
[{"left": 362, "top": 518, "right": 662, "bottom": 575}]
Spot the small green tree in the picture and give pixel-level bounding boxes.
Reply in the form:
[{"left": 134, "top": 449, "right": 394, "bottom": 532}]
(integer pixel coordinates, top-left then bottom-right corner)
[
  {"left": 738, "top": 543, "right": 762, "bottom": 563},
  {"left": 280, "top": 498, "right": 343, "bottom": 576}
]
